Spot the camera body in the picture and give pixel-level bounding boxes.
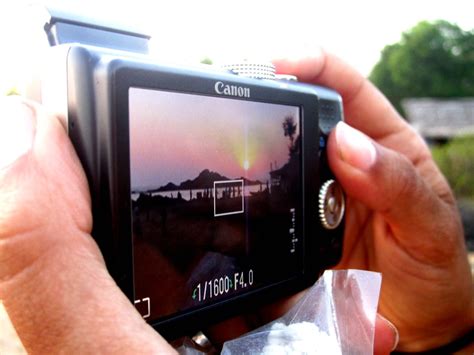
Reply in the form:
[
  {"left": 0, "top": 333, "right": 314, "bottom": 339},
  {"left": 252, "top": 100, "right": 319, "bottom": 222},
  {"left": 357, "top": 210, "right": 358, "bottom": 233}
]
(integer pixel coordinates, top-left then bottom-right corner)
[{"left": 31, "top": 9, "right": 345, "bottom": 339}]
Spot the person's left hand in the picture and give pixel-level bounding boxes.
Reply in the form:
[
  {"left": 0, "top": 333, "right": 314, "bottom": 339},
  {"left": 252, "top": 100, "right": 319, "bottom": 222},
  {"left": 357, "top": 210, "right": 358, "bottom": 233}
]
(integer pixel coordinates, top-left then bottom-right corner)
[{"left": 0, "top": 97, "right": 176, "bottom": 354}]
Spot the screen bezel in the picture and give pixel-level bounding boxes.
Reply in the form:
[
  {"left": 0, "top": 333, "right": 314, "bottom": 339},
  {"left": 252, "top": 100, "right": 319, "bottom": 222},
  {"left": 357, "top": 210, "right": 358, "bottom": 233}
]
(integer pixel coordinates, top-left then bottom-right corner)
[{"left": 110, "top": 61, "right": 322, "bottom": 338}]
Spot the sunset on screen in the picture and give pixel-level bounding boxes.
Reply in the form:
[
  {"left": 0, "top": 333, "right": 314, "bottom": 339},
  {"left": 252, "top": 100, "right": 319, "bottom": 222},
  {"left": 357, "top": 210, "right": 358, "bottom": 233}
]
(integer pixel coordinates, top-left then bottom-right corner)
[{"left": 129, "top": 88, "right": 300, "bottom": 192}]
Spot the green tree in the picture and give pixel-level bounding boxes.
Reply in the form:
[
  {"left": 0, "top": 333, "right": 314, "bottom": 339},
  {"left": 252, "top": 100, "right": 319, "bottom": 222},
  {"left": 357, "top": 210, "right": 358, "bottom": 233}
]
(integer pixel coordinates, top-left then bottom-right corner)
[
  {"left": 282, "top": 115, "right": 298, "bottom": 157},
  {"left": 282, "top": 116, "right": 296, "bottom": 145},
  {"left": 200, "top": 57, "right": 213, "bottom": 65},
  {"left": 6, "top": 87, "right": 19, "bottom": 96},
  {"left": 369, "top": 20, "right": 474, "bottom": 114},
  {"left": 432, "top": 135, "right": 474, "bottom": 199}
]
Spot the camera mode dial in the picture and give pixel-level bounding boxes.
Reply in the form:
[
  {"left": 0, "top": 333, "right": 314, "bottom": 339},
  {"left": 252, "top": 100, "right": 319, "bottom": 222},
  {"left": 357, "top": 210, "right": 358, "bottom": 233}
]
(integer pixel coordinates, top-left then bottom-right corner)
[
  {"left": 222, "top": 62, "right": 277, "bottom": 80},
  {"left": 223, "top": 62, "right": 299, "bottom": 82},
  {"left": 319, "top": 179, "right": 345, "bottom": 230}
]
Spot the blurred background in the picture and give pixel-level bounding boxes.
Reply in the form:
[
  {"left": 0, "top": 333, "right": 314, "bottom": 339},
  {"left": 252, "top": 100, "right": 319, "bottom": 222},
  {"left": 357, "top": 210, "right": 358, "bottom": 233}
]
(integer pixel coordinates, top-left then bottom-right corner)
[{"left": 0, "top": 0, "right": 473, "bottom": 353}]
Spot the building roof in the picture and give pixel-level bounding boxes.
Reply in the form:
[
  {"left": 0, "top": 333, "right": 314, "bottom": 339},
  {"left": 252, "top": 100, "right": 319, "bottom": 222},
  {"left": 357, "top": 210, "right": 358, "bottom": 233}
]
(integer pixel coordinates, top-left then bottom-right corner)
[{"left": 401, "top": 98, "right": 474, "bottom": 139}]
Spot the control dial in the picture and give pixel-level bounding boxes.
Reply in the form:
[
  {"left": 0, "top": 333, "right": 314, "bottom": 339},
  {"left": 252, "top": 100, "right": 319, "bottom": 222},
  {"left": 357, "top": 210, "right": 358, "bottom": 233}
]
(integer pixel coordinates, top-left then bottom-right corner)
[
  {"left": 222, "top": 62, "right": 277, "bottom": 80},
  {"left": 319, "top": 179, "right": 345, "bottom": 230}
]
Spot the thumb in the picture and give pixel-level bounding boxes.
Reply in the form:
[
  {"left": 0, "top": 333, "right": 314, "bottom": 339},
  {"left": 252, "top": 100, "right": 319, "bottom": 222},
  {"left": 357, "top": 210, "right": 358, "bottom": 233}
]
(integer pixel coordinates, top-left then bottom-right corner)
[
  {"left": 328, "top": 122, "right": 459, "bottom": 256},
  {"left": 0, "top": 98, "right": 174, "bottom": 353}
]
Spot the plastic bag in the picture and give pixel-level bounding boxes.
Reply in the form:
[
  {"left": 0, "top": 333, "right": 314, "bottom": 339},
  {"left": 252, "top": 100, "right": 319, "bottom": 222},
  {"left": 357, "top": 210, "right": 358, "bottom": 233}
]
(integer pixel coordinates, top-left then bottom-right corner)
[{"left": 221, "top": 269, "right": 382, "bottom": 355}]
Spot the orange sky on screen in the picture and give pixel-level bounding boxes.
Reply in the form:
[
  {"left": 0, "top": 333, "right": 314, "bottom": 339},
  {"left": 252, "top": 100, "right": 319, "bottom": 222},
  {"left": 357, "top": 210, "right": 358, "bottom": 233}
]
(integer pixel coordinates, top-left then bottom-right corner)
[{"left": 129, "top": 88, "right": 299, "bottom": 191}]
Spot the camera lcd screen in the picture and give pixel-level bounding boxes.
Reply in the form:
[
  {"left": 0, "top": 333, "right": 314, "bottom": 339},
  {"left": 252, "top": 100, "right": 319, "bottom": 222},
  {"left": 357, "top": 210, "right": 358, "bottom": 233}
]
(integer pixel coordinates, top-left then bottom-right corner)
[{"left": 129, "top": 87, "right": 303, "bottom": 322}]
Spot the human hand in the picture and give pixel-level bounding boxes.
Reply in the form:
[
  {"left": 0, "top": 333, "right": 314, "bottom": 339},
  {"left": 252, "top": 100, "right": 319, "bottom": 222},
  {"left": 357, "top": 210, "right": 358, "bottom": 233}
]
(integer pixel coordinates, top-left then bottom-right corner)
[
  {"left": 0, "top": 97, "right": 176, "bottom": 354},
  {"left": 2, "top": 48, "right": 472, "bottom": 354},
  {"left": 274, "top": 50, "right": 474, "bottom": 352}
]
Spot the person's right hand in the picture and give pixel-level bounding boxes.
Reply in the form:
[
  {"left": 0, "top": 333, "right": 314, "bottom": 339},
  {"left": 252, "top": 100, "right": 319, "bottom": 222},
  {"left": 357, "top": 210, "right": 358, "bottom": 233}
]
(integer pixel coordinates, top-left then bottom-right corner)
[{"left": 274, "top": 51, "right": 474, "bottom": 352}]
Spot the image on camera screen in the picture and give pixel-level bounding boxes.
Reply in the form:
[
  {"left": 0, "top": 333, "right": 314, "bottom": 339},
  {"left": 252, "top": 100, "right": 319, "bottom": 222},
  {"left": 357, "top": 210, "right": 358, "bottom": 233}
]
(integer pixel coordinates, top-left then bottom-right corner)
[{"left": 129, "top": 88, "right": 303, "bottom": 322}]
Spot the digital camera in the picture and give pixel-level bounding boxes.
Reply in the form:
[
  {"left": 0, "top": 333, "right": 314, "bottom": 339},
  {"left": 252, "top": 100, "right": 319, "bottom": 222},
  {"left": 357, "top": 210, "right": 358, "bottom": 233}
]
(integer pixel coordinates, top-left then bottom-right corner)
[{"left": 29, "top": 8, "right": 346, "bottom": 340}]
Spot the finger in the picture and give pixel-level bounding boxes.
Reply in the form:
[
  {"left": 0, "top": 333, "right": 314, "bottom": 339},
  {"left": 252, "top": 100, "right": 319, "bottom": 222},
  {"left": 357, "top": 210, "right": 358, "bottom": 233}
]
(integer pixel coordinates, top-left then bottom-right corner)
[
  {"left": 0, "top": 99, "right": 174, "bottom": 353},
  {"left": 374, "top": 313, "right": 399, "bottom": 355},
  {"left": 273, "top": 51, "right": 436, "bottom": 179},
  {"left": 327, "top": 122, "right": 462, "bottom": 258},
  {"left": 273, "top": 51, "right": 406, "bottom": 140}
]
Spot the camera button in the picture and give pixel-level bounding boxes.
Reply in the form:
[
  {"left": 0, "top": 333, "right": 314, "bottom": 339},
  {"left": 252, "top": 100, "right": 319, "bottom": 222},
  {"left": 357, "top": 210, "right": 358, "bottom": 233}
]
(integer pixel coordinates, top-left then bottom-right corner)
[{"left": 319, "top": 180, "right": 345, "bottom": 230}]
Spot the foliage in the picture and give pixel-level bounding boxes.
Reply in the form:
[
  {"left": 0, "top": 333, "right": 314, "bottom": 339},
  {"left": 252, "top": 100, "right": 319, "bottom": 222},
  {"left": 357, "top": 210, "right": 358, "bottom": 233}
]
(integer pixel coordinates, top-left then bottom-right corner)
[
  {"left": 282, "top": 115, "right": 299, "bottom": 157},
  {"left": 369, "top": 20, "right": 474, "bottom": 114},
  {"left": 200, "top": 57, "right": 213, "bottom": 65},
  {"left": 431, "top": 135, "right": 474, "bottom": 199},
  {"left": 282, "top": 116, "right": 297, "bottom": 144},
  {"left": 5, "top": 87, "right": 19, "bottom": 96}
]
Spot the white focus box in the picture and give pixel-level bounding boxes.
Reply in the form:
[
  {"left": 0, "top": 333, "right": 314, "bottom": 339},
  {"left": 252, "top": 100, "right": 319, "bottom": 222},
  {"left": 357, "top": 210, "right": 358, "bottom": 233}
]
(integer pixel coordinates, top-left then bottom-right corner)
[{"left": 213, "top": 180, "right": 245, "bottom": 217}]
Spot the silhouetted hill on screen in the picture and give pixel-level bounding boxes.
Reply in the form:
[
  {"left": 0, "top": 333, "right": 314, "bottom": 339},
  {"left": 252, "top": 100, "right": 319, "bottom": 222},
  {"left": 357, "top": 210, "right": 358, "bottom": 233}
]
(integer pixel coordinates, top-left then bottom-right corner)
[
  {"left": 152, "top": 169, "right": 263, "bottom": 192},
  {"left": 180, "top": 169, "right": 230, "bottom": 189}
]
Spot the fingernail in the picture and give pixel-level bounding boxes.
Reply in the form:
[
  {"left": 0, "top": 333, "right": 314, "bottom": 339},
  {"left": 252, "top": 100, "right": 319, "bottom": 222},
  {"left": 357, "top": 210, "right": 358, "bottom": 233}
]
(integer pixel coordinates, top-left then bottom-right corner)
[
  {"left": 379, "top": 314, "right": 400, "bottom": 351},
  {"left": 0, "top": 98, "right": 35, "bottom": 170},
  {"left": 335, "top": 121, "right": 376, "bottom": 171}
]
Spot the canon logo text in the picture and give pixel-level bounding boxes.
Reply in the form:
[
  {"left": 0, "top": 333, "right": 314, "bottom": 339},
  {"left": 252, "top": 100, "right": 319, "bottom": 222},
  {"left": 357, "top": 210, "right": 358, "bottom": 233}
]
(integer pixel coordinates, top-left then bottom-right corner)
[{"left": 214, "top": 81, "right": 250, "bottom": 98}]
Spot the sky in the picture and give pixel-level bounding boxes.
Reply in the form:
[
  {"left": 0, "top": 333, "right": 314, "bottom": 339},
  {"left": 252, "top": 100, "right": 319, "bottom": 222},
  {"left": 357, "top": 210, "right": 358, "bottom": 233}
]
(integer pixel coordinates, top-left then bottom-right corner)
[
  {"left": 0, "top": 0, "right": 473, "bottom": 94},
  {"left": 129, "top": 88, "right": 299, "bottom": 191}
]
